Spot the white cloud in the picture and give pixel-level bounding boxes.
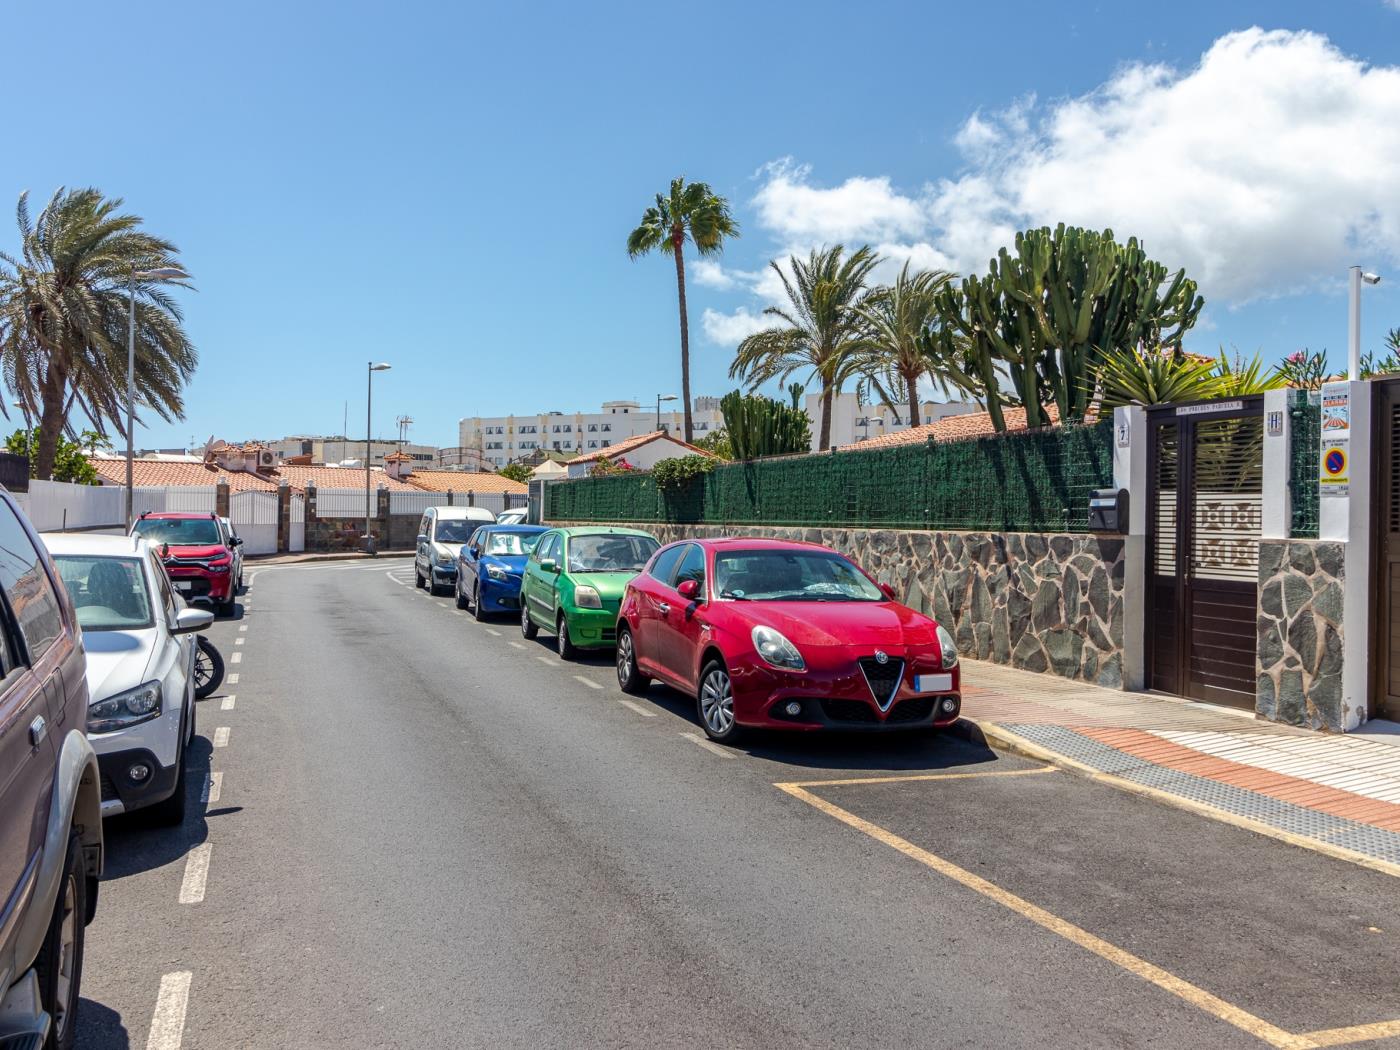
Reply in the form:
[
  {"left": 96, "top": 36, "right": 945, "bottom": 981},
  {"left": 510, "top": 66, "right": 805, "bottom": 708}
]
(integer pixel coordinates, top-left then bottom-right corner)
[
  {"left": 744, "top": 29, "right": 1400, "bottom": 305},
  {"left": 701, "top": 306, "right": 771, "bottom": 346},
  {"left": 691, "top": 259, "right": 737, "bottom": 290}
]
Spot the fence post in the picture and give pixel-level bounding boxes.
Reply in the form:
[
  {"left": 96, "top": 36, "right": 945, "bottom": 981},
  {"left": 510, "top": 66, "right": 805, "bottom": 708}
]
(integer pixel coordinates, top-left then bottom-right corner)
[
  {"left": 447, "top": 490, "right": 454, "bottom": 506},
  {"left": 305, "top": 483, "right": 319, "bottom": 552},
  {"left": 467, "top": 490, "right": 475, "bottom": 507},
  {"left": 276, "top": 481, "right": 291, "bottom": 553},
  {"left": 215, "top": 478, "right": 230, "bottom": 519},
  {"left": 1113, "top": 406, "right": 1148, "bottom": 691},
  {"left": 376, "top": 486, "right": 391, "bottom": 550}
]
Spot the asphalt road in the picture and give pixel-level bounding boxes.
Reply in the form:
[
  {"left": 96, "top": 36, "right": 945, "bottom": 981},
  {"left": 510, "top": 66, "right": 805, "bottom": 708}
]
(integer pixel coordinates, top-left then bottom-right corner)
[{"left": 72, "top": 557, "right": 1400, "bottom": 1049}]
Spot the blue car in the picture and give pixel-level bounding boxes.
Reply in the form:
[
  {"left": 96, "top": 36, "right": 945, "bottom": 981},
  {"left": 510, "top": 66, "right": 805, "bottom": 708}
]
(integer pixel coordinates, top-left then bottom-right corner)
[{"left": 455, "top": 525, "right": 548, "bottom": 620}]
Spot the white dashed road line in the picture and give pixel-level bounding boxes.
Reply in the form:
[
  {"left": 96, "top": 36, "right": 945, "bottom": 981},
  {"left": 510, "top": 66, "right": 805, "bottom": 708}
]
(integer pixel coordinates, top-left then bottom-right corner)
[
  {"left": 220, "top": 695, "right": 235, "bottom": 710},
  {"left": 227, "top": 673, "right": 239, "bottom": 685},
  {"left": 202, "top": 772, "right": 222, "bottom": 804},
  {"left": 178, "top": 844, "right": 213, "bottom": 904},
  {"left": 680, "top": 731, "right": 736, "bottom": 758},
  {"left": 213, "top": 727, "right": 230, "bottom": 748},
  {"left": 485, "top": 628, "right": 502, "bottom": 637},
  {"left": 230, "top": 651, "right": 242, "bottom": 664},
  {"left": 234, "top": 638, "right": 244, "bottom": 646},
  {"left": 509, "top": 641, "right": 526, "bottom": 650},
  {"left": 617, "top": 699, "right": 656, "bottom": 718},
  {"left": 573, "top": 675, "right": 603, "bottom": 690},
  {"left": 145, "top": 971, "right": 192, "bottom": 1050},
  {"left": 535, "top": 656, "right": 555, "bottom": 666}
]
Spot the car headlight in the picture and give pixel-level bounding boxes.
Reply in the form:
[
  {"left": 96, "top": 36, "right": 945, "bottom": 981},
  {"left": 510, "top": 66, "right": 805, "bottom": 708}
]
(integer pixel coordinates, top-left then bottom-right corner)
[
  {"left": 936, "top": 624, "right": 959, "bottom": 669},
  {"left": 574, "top": 584, "right": 602, "bottom": 609},
  {"left": 435, "top": 550, "right": 454, "bottom": 566},
  {"left": 752, "top": 625, "right": 805, "bottom": 671},
  {"left": 88, "top": 681, "right": 162, "bottom": 733},
  {"left": 486, "top": 564, "right": 509, "bottom": 581}
]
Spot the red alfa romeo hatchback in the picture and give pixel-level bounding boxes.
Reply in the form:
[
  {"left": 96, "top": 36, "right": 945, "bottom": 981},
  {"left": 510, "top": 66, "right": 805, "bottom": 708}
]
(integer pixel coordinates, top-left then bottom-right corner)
[{"left": 616, "top": 537, "right": 961, "bottom": 742}]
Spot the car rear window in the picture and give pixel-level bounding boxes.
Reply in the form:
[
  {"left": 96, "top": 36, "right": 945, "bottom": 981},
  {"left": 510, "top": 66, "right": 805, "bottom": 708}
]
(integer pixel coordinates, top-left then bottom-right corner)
[
  {"left": 53, "top": 556, "right": 154, "bottom": 631},
  {"left": 133, "top": 517, "right": 222, "bottom": 546}
]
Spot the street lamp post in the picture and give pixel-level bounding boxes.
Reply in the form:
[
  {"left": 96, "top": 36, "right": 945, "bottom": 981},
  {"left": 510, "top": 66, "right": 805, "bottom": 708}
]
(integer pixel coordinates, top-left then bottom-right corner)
[
  {"left": 126, "top": 265, "right": 187, "bottom": 529},
  {"left": 656, "top": 393, "right": 677, "bottom": 432},
  {"left": 365, "top": 362, "right": 392, "bottom": 552},
  {"left": 1349, "top": 266, "right": 1383, "bottom": 381}
]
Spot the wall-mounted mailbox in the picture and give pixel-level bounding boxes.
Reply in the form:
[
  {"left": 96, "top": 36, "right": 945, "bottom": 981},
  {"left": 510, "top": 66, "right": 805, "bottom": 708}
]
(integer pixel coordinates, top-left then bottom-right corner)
[{"left": 1088, "top": 488, "right": 1128, "bottom": 534}]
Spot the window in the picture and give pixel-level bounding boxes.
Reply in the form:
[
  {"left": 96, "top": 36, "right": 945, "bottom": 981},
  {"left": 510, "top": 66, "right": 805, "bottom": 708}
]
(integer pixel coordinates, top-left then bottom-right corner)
[
  {"left": 534, "top": 533, "right": 560, "bottom": 565},
  {"left": 713, "top": 549, "right": 883, "bottom": 602},
  {"left": 648, "top": 545, "right": 686, "bottom": 585},
  {"left": 588, "top": 424, "right": 597, "bottom": 432},
  {"left": 132, "top": 516, "right": 221, "bottom": 546},
  {"left": 602, "top": 424, "right": 612, "bottom": 432},
  {"left": 567, "top": 534, "right": 658, "bottom": 573},
  {"left": 588, "top": 440, "right": 597, "bottom": 449},
  {"left": 563, "top": 425, "right": 571, "bottom": 433},
  {"left": 673, "top": 544, "right": 706, "bottom": 592},
  {"left": 52, "top": 555, "right": 155, "bottom": 632},
  {"left": 149, "top": 552, "right": 176, "bottom": 622},
  {"left": 601, "top": 440, "right": 611, "bottom": 447},
  {"left": 0, "top": 501, "right": 64, "bottom": 662}
]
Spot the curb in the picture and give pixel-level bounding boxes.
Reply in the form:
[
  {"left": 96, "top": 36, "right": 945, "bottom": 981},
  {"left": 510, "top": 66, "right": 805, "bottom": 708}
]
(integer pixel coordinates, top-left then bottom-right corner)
[
  {"left": 246, "top": 550, "right": 414, "bottom": 566},
  {"left": 952, "top": 716, "right": 1400, "bottom": 879}
]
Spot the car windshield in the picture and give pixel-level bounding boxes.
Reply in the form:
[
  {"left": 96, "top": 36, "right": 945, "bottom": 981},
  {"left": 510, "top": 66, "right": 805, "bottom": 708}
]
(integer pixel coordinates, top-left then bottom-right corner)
[
  {"left": 53, "top": 555, "right": 154, "bottom": 631},
  {"left": 434, "top": 520, "right": 478, "bottom": 544},
  {"left": 485, "top": 531, "right": 541, "bottom": 556},
  {"left": 567, "top": 534, "right": 658, "bottom": 573},
  {"left": 132, "top": 517, "right": 222, "bottom": 546},
  {"left": 714, "top": 549, "right": 883, "bottom": 602}
]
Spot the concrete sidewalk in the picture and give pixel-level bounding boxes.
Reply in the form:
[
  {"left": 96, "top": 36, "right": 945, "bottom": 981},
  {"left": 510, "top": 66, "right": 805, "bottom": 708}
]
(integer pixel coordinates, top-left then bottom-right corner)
[{"left": 958, "top": 659, "right": 1400, "bottom": 876}]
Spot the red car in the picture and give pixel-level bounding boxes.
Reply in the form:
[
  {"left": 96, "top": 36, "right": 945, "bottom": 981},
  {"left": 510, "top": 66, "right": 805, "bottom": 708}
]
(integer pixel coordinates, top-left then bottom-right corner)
[
  {"left": 131, "top": 511, "right": 241, "bottom": 614},
  {"left": 616, "top": 538, "right": 961, "bottom": 742}
]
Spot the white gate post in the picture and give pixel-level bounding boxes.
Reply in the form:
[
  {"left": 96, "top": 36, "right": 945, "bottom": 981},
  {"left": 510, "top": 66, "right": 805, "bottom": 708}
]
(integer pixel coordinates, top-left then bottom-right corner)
[{"left": 1114, "top": 406, "right": 1148, "bottom": 691}]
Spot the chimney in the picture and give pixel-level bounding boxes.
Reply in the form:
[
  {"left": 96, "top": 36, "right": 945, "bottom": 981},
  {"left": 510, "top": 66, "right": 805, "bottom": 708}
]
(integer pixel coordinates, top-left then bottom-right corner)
[{"left": 383, "top": 450, "right": 413, "bottom": 481}]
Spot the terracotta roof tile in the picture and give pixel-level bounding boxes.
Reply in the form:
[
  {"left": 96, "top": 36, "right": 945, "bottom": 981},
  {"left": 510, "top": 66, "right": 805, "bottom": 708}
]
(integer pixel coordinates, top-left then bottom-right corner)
[
  {"left": 274, "top": 464, "right": 419, "bottom": 492},
  {"left": 842, "top": 405, "right": 1068, "bottom": 451},
  {"left": 88, "top": 457, "right": 279, "bottom": 491},
  {"left": 567, "top": 430, "right": 713, "bottom": 465},
  {"left": 402, "top": 470, "right": 527, "bottom": 495}
]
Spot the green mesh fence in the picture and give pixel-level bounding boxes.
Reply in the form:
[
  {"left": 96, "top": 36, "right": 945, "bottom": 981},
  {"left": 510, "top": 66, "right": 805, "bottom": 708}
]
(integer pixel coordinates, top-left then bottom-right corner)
[
  {"left": 546, "top": 422, "right": 1115, "bottom": 532},
  {"left": 1289, "top": 389, "right": 1319, "bottom": 539}
]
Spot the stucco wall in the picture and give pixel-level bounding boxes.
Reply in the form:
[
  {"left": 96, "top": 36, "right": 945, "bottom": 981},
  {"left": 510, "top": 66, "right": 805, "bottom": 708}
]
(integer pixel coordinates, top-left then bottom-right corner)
[
  {"left": 1257, "top": 539, "right": 1345, "bottom": 730},
  {"left": 551, "top": 521, "right": 1125, "bottom": 686}
]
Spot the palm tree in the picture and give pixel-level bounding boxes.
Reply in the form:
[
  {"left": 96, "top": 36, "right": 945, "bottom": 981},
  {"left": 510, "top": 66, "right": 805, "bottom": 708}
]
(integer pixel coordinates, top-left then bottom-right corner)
[
  {"left": 0, "top": 188, "right": 195, "bottom": 479},
  {"left": 850, "top": 261, "right": 955, "bottom": 427},
  {"left": 730, "top": 245, "right": 879, "bottom": 451},
  {"left": 626, "top": 178, "right": 739, "bottom": 443}
]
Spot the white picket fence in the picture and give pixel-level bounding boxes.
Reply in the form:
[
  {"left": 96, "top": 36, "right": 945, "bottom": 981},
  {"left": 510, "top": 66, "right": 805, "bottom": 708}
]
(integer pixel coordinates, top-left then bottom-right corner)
[
  {"left": 313, "top": 487, "right": 373, "bottom": 518},
  {"left": 16, "top": 480, "right": 125, "bottom": 532}
]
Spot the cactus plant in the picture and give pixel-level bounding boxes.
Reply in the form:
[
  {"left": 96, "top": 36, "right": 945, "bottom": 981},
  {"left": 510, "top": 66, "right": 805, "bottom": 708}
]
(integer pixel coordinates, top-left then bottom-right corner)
[
  {"left": 932, "top": 225, "right": 1203, "bottom": 430},
  {"left": 720, "top": 389, "right": 812, "bottom": 460}
]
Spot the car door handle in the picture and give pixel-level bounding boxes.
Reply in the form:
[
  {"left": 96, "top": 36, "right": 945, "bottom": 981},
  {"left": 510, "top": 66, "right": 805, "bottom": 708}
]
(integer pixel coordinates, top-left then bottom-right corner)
[
  {"left": 656, "top": 602, "right": 670, "bottom": 614},
  {"left": 29, "top": 715, "right": 46, "bottom": 747}
]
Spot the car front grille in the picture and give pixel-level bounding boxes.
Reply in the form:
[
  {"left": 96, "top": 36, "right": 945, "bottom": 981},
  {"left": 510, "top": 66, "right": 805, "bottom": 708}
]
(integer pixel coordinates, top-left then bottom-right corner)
[
  {"left": 821, "top": 699, "right": 879, "bottom": 724},
  {"left": 858, "top": 657, "right": 905, "bottom": 710},
  {"left": 887, "top": 696, "right": 935, "bottom": 724}
]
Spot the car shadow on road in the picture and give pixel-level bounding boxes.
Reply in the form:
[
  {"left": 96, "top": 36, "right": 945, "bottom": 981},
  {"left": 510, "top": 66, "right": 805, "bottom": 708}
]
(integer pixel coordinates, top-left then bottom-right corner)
[
  {"left": 75, "top": 997, "right": 129, "bottom": 1050},
  {"left": 98, "top": 734, "right": 238, "bottom": 880}
]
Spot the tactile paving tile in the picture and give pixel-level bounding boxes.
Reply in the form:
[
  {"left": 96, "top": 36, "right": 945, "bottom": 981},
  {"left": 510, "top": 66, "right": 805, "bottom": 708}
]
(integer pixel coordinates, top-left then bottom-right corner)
[{"left": 1003, "top": 723, "right": 1400, "bottom": 866}]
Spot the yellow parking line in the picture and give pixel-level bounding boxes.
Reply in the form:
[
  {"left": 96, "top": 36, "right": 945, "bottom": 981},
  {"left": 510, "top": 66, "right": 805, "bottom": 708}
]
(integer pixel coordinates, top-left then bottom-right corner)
[
  {"left": 780, "top": 767, "right": 1056, "bottom": 789},
  {"left": 1303, "top": 1020, "right": 1400, "bottom": 1047},
  {"left": 776, "top": 781, "right": 1311, "bottom": 1049}
]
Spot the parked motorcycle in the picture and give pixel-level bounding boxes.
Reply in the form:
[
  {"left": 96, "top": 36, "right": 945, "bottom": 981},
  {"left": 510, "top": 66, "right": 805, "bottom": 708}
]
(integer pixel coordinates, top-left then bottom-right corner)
[{"left": 194, "top": 634, "right": 225, "bottom": 700}]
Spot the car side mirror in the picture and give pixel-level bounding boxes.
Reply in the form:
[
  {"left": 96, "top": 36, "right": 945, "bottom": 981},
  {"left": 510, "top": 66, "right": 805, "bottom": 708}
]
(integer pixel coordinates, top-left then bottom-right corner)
[
  {"left": 172, "top": 607, "right": 214, "bottom": 635},
  {"left": 160, "top": 542, "right": 170, "bottom": 559},
  {"left": 677, "top": 578, "right": 701, "bottom": 602},
  {"left": 540, "top": 558, "right": 558, "bottom": 574},
  {"left": 879, "top": 582, "right": 897, "bottom": 601},
  {"left": 416, "top": 533, "right": 428, "bottom": 545},
  {"left": 231, "top": 537, "right": 243, "bottom": 547},
  {"left": 469, "top": 547, "right": 480, "bottom": 559}
]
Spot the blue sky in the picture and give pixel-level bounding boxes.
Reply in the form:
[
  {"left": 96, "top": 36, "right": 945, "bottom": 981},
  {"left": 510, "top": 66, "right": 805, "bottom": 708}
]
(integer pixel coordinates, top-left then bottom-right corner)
[{"left": 5, "top": 0, "right": 1400, "bottom": 451}]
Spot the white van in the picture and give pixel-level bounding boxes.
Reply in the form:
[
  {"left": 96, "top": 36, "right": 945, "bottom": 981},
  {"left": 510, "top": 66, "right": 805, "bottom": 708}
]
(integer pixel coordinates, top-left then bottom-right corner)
[{"left": 415, "top": 505, "right": 495, "bottom": 594}]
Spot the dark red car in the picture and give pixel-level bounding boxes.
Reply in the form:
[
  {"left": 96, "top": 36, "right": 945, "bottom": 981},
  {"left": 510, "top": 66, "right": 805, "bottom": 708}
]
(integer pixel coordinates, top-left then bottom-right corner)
[
  {"left": 131, "top": 512, "right": 240, "bottom": 614},
  {"left": 616, "top": 538, "right": 961, "bottom": 742}
]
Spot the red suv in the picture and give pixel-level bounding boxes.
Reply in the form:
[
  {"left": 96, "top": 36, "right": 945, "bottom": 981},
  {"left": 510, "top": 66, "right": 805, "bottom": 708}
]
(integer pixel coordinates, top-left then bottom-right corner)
[{"left": 131, "top": 512, "right": 241, "bottom": 615}]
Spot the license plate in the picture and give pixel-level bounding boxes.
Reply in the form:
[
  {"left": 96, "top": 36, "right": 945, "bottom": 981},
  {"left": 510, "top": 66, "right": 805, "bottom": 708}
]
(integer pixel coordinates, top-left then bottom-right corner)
[
  {"left": 175, "top": 582, "right": 193, "bottom": 593},
  {"left": 913, "top": 673, "right": 952, "bottom": 693}
]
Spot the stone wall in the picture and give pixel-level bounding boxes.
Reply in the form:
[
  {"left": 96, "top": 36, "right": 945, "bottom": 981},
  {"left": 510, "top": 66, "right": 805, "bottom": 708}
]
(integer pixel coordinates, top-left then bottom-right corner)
[
  {"left": 1257, "top": 539, "right": 1344, "bottom": 730},
  {"left": 552, "top": 522, "right": 1125, "bottom": 687}
]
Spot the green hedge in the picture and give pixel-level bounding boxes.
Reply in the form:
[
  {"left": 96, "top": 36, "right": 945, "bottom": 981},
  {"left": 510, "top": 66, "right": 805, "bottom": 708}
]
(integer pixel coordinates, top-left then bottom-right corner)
[
  {"left": 1289, "top": 389, "right": 1320, "bottom": 539},
  {"left": 547, "top": 422, "right": 1115, "bottom": 532}
]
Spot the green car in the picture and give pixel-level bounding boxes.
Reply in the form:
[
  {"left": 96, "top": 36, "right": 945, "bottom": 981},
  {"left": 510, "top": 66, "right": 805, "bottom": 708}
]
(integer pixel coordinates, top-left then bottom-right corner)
[{"left": 520, "top": 526, "right": 660, "bottom": 658}]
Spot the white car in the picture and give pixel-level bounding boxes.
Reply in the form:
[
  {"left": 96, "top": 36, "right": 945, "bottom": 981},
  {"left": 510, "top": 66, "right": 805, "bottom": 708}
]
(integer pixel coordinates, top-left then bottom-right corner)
[
  {"left": 496, "top": 507, "right": 528, "bottom": 525},
  {"left": 43, "top": 533, "right": 213, "bottom": 824},
  {"left": 415, "top": 505, "right": 495, "bottom": 595}
]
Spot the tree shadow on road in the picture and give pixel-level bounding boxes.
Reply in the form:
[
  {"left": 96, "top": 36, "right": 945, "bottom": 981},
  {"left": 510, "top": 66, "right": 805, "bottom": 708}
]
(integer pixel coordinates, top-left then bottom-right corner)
[{"left": 75, "top": 997, "right": 129, "bottom": 1049}]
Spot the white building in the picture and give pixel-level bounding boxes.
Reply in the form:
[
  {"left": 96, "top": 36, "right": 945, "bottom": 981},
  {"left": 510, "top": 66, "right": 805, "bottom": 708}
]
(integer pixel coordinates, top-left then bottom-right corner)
[
  {"left": 460, "top": 398, "right": 724, "bottom": 469},
  {"left": 808, "top": 392, "right": 977, "bottom": 450},
  {"left": 264, "top": 436, "right": 439, "bottom": 468},
  {"left": 566, "top": 432, "right": 714, "bottom": 479}
]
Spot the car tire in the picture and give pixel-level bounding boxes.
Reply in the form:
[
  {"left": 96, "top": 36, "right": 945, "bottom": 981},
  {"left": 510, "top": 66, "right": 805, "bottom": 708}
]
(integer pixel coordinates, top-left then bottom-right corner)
[
  {"left": 472, "top": 584, "right": 487, "bottom": 622},
  {"left": 697, "top": 659, "right": 742, "bottom": 744},
  {"left": 36, "top": 832, "right": 86, "bottom": 1050},
  {"left": 521, "top": 601, "right": 538, "bottom": 639},
  {"left": 615, "top": 626, "right": 649, "bottom": 695},
  {"left": 556, "top": 614, "right": 577, "bottom": 660},
  {"left": 455, "top": 579, "right": 469, "bottom": 610},
  {"left": 415, "top": 565, "right": 426, "bottom": 589}
]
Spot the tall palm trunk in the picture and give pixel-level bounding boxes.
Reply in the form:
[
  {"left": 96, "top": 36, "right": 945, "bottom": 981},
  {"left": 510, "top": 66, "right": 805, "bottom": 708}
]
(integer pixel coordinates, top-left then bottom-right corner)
[
  {"left": 905, "top": 370, "right": 921, "bottom": 427},
  {"left": 818, "top": 383, "right": 834, "bottom": 451},
  {"left": 672, "top": 228, "right": 694, "bottom": 443},
  {"left": 34, "top": 366, "right": 67, "bottom": 480}
]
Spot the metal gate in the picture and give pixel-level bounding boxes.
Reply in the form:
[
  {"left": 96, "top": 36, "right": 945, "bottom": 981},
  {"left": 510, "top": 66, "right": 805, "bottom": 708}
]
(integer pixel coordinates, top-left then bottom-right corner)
[
  {"left": 1147, "top": 398, "right": 1264, "bottom": 707},
  {"left": 290, "top": 493, "right": 305, "bottom": 553},
  {"left": 229, "top": 490, "right": 278, "bottom": 556},
  {"left": 1372, "top": 381, "right": 1400, "bottom": 719}
]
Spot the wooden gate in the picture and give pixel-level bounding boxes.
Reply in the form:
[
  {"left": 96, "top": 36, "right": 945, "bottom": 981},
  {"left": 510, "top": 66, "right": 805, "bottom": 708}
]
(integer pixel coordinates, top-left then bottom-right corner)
[
  {"left": 1147, "top": 399, "right": 1264, "bottom": 707},
  {"left": 1373, "top": 380, "right": 1400, "bottom": 719}
]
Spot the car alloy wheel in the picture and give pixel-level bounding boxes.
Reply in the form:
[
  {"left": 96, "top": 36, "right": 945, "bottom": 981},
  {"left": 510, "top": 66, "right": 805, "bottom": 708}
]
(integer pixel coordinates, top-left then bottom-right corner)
[
  {"left": 557, "top": 615, "right": 577, "bottom": 660},
  {"left": 472, "top": 584, "right": 486, "bottom": 622},
  {"left": 699, "top": 662, "right": 736, "bottom": 740},
  {"left": 616, "top": 630, "right": 635, "bottom": 687},
  {"left": 521, "top": 601, "right": 538, "bottom": 639}
]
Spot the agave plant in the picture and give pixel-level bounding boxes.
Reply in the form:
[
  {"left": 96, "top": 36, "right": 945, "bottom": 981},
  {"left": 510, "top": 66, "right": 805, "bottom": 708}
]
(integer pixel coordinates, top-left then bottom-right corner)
[
  {"left": 1211, "top": 349, "right": 1286, "bottom": 396},
  {"left": 1095, "top": 346, "right": 1220, "bottom": 408}
]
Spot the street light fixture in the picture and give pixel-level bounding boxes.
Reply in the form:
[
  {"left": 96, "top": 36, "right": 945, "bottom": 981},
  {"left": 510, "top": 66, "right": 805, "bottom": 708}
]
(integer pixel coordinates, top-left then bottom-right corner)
[
  {"left": 1349, "top": 266, "right": 1383, "bottom": 381},
  {"left": 126, "top": 266, "right": 188, "bottom": 529},
  {"left": 656, "top": 393, "right": 677, "bottom": 432},
  {"left": 365, "top": 362, "right": 391, "bottom": 552}
]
